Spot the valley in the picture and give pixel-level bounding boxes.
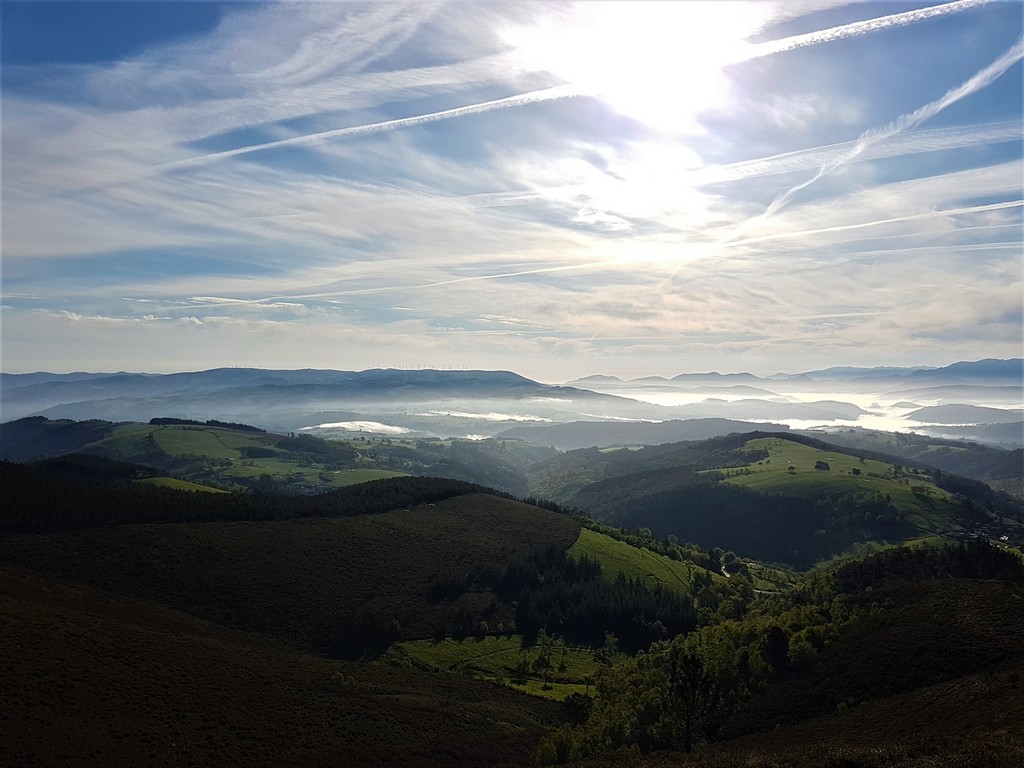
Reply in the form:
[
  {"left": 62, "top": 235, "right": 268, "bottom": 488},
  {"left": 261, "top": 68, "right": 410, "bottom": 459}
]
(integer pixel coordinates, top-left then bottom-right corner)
[{"left": 1, "top": 361, "right": 1022, "bottom": 767}]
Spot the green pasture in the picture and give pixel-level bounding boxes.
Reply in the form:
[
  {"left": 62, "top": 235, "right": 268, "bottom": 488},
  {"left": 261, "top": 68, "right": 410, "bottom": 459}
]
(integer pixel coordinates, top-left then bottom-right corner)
[
  {"left": 569, "top": 528, "right": 723, "bottom": 593},
  {"left": 719, "top": 437, "right": 955, "bottom": 514},
  {"left": 135, "top": 477, "right": 228, "bottom": 493},
  {"left": 88, "top": 423, "right": 161, "bottom": 453},
  {"left": 381, "top": 635, "right": 603, "bottom": 701},
  {"left": 745, "top": 560, "right": 799, "bottom": 592},
  {"left": 221, "top": 461, "right": 404, "bottom": 486},
  {"left": 93, "top": 424, "right": 407, "bottom": 491},
  {"left": 151, "top": 426, "right": 252, "bottom": 459}
]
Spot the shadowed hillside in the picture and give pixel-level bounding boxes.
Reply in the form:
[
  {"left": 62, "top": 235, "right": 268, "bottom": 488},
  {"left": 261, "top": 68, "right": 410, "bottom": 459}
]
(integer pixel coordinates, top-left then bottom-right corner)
[{"left": 0, "top": 562, "right": 559, "bottom": 768}]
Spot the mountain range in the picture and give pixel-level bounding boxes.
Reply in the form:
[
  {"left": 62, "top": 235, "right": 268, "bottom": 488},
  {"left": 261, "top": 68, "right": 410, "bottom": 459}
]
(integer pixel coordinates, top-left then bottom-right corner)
[{"left": 2, "top": 359, "right": 1020, "bottom": 446}]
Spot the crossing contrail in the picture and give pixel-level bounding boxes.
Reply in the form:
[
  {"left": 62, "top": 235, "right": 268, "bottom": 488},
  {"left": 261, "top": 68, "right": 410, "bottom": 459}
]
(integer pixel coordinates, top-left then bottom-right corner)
[
  {"left": 734, "top": 35, "right": 1024, "bottom": 237},
  {"left": 157, "top": 0, "right": 994, "bottom": 171},
  {"left": 725, "top": 200, "right": 1024, "bottom": 248}
]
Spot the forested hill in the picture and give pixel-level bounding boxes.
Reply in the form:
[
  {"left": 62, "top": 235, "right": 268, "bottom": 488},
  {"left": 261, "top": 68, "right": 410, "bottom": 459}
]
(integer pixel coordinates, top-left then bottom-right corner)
[
  {"left": 0, "top": 458, "right": 497, "bottom": 531},
  {"left": 0, "top": 416, "right": 558, "bottom": 496},
  {"left": 527, "top": 432, "right": 1024, "bottom": 568}
]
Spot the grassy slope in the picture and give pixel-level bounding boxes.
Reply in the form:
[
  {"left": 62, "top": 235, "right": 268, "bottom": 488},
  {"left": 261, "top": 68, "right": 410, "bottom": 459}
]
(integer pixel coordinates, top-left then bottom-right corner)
[
  {"left": 569, "top": 528, "right": 725, "bottom": 594},
  {"left": 0, "top": 494, "right": 582, "bottom": 652},
  {"left": 0, "top": 563, "right": 559, "bottom": 768},
  {"left": 721, "top": 437, "right": 956, "bottom": 532},
  {"left": 110, "top": 423, "right": 381, "bottom": 492},
  {"left": 531, "top": 434, "right": 991, "bottom": 567},
  {"left": 382, "top": 635, "right": 604, "bottom": 701},
  {"left": 4, "top": 418, "right": 559, "bottom": 495},
  {"left": 135, "top": 476, "right": 228, "bottom": 492}
]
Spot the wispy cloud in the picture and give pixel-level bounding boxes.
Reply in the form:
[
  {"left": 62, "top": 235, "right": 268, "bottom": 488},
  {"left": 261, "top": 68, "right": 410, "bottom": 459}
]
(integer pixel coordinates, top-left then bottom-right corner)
[
  {"left": 740, "top": 35, "right": 1024, "bottom": 232},
  {"left": 2, "top": 0, "right": 1020, "bottom": 377}
]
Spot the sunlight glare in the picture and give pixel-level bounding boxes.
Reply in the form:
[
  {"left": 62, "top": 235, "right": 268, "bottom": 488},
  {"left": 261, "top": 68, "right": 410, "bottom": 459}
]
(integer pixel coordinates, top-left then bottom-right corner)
[{"left": 507, "top": 1, "right": 768, "bottom": 134}]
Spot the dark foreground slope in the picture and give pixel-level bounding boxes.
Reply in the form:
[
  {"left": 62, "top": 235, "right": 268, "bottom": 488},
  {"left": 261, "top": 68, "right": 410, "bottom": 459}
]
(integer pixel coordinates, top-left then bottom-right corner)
[
  {"left": 0, "top": 563, "right": 558, "bottom": 768},
  {"left": 0, "top": 492, "right": 582, "bottom": 654}
]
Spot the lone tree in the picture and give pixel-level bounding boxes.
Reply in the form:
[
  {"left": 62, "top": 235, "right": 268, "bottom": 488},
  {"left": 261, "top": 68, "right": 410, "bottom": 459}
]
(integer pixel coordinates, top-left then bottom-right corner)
[{"left": 665, "top": 646, "right": 719, "bottom": 752}]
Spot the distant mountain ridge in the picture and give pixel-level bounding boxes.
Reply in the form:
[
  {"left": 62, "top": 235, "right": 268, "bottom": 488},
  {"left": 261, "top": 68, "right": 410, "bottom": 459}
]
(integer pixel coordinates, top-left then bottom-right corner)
[
  {"left": 567, "top": 358, "right": 1022, "bottom": 387},
  {"left": 4, "top": 360, "right": 1020, "bottom": 439},
  {"left": 1, "top": 368, "right": 628, "bottom": 429}
]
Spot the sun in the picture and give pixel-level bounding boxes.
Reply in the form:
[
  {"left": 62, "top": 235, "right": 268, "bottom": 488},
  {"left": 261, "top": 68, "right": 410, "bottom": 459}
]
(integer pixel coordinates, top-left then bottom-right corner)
[{"left": 505, "top": 1, "right": 768, "bottom": 134}]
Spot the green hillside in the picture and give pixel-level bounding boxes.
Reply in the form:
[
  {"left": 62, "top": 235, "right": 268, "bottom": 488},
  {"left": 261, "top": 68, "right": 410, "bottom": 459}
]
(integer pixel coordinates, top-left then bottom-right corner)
[
  {"left": 569, "top": 528, "right": 725, "bottom": 594},
  {"left": 800, "top": 427, "right": 1024, "bottom": 491},
  {"left": 720, "top": 436, "right": 957, "bottom": 534},
  {"left": 1, "top": 416, "right": 556, "bottom": 495},
  {"left": 528, "top": 433, "right": 1023, "bottom": 568},
  {"left": 3, "top": 446, "right": 1023, "bottom": 767},
  {"left": 136, "top": 475, "right": 228, "bottom": 492},
  {"left": 382, "top": 634, "right": 604, "bottom": 701}
]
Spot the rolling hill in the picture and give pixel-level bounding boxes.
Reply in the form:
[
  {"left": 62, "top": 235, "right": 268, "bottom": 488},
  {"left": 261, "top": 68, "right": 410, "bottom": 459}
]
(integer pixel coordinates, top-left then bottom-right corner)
[
  {"left": 0, "top": 416, "right": 557, "bottom": 495},
  {"left": 527, "top": 432, "right": 1023, "bottom": 568},
  {"left": 2, "top": 443, "right": 1023, "bottom": 766}
]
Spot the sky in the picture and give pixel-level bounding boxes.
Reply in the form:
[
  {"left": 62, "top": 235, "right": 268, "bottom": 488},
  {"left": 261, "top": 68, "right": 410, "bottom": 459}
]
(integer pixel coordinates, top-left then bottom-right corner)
[{"left": 2, "top": 0, "right": 1022, "bottom": 382}]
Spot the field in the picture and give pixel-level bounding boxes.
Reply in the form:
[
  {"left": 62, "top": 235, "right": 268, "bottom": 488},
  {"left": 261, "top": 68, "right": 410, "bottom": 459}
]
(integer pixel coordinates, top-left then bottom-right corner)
[
  {"left": 81, "top": 423, "right": 406, "bottom": 492},
  {"left": 136, "top": 476, "right": 228, "bottom": 493},
  {"left": 720, "top": 437, "right": 958, "bottom": 532},
  {"left": 3, "top": 418, "right": 562, "bottom": 495},
  {"left": 569, "top": 528, "right": 724, "bottom": 593},
  {"left": 381, "top": 634, "right": 604, "bottom": 701}
]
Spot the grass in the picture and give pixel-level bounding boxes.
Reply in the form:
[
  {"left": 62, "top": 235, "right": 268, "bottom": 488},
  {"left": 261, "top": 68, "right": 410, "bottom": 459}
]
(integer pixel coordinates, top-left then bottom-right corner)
[
  {"left": 381, "top": 634, "right": 605, "bottom": 701},
  {"left": 135, "top": 476, "right": 228, "bottom": 493},
  {"left": 96, "top": 424, "right": 406, "bottom": 492},
  {"left": 569, "top": 528, "right": 724, "bottom": 594},
  {"left": 719, "top": 438, "right": 957, "bottom": 530},
  {"left": 150, "top": 425, "right": 258, "bottom": 459},
  {"left": 744, "top": 560, "right": 799, "bottom": 592}
]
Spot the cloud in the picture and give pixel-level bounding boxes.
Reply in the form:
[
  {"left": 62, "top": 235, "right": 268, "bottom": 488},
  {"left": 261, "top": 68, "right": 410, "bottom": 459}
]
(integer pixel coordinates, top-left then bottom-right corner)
[
  {"left": 742, "top": 35, "right": 1024, "bottom": 232},
  {"left": 3, "top": 0, "right": 1020, "bottom": 378},
  {"left": 117, "top": 0, "right": 999, "bottom": 179},
  {"left": 749, "top": 0, "right": 995, "bottom": 59},
  {"left": 158, "top": 84, "right": 587, "bottom": 171}
]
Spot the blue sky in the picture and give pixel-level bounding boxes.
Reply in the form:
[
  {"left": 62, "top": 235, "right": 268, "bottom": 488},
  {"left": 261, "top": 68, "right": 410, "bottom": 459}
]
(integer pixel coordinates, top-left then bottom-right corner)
[{"left": 2, "top": 0, "right": 1021, "bottom": 381}]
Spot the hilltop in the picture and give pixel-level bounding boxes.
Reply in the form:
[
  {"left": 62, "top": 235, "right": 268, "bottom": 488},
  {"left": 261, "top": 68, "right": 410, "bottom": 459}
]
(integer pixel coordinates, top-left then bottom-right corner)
[
  {"left": 527, "top": 432, "right": 1023, "bottom": 568},
  {"left": 0, "top": 416, "right": 556, "bottom": 496}
]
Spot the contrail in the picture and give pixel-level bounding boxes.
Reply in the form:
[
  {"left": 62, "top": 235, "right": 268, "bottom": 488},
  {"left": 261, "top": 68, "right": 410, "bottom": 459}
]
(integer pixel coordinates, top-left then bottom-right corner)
[
  {"left": 747, "top": 0, "right": 994, "bottom": 60},
  {"left": 457, "top": 122, "right": 1021, "bottom": 209},
  {"left": 415, "top": 260, "right": 609, "bottom": 289},
  {"left": 156, "top": 0, "right": 993, "bottom": 171},
  {"left": 157, "top": 84, "right": 587, "bottom": 171},
  {"left": 725, "top": 200, "right": 1024, "bottom": 247},
  {"left": 734, "top": 35, "right": 1024, "bottom": 237},
  {"left": 700, "top": 121, "right": 1021, "bottom": 185}
]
